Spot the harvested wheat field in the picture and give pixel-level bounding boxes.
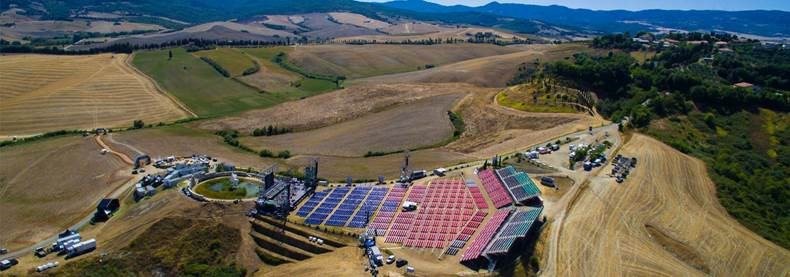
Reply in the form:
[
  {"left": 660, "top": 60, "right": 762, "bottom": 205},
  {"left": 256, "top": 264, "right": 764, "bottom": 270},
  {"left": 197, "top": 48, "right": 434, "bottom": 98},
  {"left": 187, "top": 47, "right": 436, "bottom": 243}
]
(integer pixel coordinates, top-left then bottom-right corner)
[
  {"left": 0, "top": 54, "right": 189, "bottom": 136},
  {"left": 380, "top": 22, "right": 454, "bottom": 35},
  {"left": 550, "top": 134, "right": 790, "bottom": 276},
  {"left": 328, "top": 12, "right": 391, "bottom": 29},
  {"left": 288, "top": 44, "right": 521, "bottom": 79},
  {"left": 0, "top": 135, "right": 130, "bottom": 250},
  {"left": 353, "top": 44, "right": 592, "bottom": 88},
  {"left": 241, "top": 93, "right": 464, "bottom": 157},
  {"left": 197, "top": 83, "right": 478, "bottom": 134},
  {"left": 336, "top": 26, "right": 527, "bottom": 44}
]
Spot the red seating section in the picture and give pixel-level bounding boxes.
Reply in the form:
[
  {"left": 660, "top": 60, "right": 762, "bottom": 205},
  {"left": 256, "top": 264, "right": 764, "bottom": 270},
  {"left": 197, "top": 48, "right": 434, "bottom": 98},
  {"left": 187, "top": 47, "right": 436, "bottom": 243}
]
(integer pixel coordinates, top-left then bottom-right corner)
[
  {"left": 384, "top": 180, "right": 481, "bottom": 249},
  {"left": 460, "top": 209, "right": 511, "bottom": 262},
  {"left": 478, "top": 169, "right": 513, "bottom": 208}
]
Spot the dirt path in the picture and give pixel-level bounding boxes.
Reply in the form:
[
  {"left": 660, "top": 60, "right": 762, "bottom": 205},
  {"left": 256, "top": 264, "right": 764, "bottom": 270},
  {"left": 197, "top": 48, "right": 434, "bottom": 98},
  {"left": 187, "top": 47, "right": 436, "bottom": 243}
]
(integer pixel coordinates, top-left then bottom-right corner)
[
  {"left": 548, "top": 134, "right": 790, "bottom": 276},
  {"left": 95, "top": 134, "right": 134, "bottom": 165}
]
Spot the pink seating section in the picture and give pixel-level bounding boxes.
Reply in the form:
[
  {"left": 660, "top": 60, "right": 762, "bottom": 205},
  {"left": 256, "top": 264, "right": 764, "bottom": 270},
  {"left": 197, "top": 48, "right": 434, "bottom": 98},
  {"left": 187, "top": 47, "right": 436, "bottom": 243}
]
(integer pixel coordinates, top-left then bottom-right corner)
[
  {"left": 384, "top": 180, "right": 482, "bottom": 249},
  {"left": 468, "top": 186, "right": 488, "bottom": 210},
  {"left": 384, "top": 185, "right": 426, "bottom": 243},
  {"left": 460, "top": 209, "right": 511, "bottom": 262},
  {"left": 478, "top": 169, "right": 513, "bottom": 208},
  {"left": 369, "top": 187, "right": 408, "bottom": 235}
]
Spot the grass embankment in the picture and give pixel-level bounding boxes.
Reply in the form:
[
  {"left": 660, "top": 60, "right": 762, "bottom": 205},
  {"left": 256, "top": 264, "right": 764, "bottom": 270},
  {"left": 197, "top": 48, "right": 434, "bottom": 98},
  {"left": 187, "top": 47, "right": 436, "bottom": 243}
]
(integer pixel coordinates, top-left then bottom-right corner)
[
  {"left": 647, "top": 109, "right": 789, "bottom": 249},
  {"left": 241, "top": 47, "right": 337, "bottom": 93},
  {"left": 194, "top": 178, "right": 248, "bottom": 199},
  {"left": 496, "top": 84, "right": 580, "bottom": 113},
  {"left": 133, "top": 48, "right": 276, "bottom": 117},
  {"left": 194, "top": 48, "right": 257, "bottom": 77},
  {"left": 133, "top": 48, "right": 336, "bottom": 118},
  {"left": 56, "top": 217, "right": 244, "bottom": 276}
]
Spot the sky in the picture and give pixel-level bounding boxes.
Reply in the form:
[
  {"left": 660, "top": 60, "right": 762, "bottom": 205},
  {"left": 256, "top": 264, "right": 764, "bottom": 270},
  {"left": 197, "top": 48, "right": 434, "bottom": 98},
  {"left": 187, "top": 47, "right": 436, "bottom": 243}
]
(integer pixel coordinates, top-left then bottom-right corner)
[{"left": 359, "top": 0, "right": 790, "bottom": 11}]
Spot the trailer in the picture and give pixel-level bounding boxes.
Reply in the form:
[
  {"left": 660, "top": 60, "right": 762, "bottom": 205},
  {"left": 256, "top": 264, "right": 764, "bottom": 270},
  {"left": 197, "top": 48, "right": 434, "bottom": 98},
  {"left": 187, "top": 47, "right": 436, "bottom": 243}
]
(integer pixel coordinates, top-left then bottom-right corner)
[
  {"left": 66, "top": 239, "right": 96, "bottom": 258},
  {"left": 36, "top": 262, "right": 59, "bottom": 272}
]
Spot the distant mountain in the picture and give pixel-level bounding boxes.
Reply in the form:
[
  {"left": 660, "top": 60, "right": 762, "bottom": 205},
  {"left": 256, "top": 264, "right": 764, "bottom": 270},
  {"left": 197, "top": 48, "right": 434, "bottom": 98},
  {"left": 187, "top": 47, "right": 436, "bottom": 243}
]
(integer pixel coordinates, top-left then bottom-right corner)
[
  {"left": 383, "top": 0, "right": 790, "bottom": 37},
  {"left": 2, "top": 0, "right": 562, "bottom": 36}
]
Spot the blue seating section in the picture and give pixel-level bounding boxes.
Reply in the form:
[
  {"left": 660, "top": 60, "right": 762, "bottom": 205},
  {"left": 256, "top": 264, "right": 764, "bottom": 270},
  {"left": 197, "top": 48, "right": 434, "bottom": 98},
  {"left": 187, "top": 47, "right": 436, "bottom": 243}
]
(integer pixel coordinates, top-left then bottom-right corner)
[
  {"left": 325, "top": 187, "right": 372, "bottom": 226},
  {"left": 298, "top": 186, "right": 392, "bottom": 228},
  {"left": 484, "top": 207, "right": 543, "bottom": 256},
  {"left": 305, "top": 187, "right": 350, "bottom": 225},
  {"left": 296, "top": 190, "right": 330, "bottom": 216},
  {"left": 348, "top": 187, "right": 389, "bottom": 228},
  {"left": 496, "top": 166, "right": 541, "bottom": 203}
]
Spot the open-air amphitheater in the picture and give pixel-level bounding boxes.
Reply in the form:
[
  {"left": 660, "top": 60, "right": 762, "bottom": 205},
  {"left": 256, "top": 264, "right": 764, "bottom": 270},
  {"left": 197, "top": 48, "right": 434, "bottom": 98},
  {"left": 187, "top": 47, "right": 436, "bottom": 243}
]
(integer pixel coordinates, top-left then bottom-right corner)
[{"left": 282, "top": 165, "right": 545, "bottom": 271}]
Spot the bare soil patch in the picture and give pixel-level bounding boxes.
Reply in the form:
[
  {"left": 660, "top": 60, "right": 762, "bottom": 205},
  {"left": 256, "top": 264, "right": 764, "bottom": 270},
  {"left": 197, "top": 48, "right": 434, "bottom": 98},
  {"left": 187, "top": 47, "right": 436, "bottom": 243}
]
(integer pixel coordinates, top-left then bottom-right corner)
[
  {"left": 240, "top": 93, "right": 463, "bottom": 157},
  {"left": 353, "top": 44, "right": 589, "bottom": 88},
  {"left": 288, "top": 44, "right": 521, "bottom": 79},
  {"left": 196, "top": 83, "right": 476, "bottom": 134},
  {"left": 0, "top": 136, "right": 130, "bottom": 250}
]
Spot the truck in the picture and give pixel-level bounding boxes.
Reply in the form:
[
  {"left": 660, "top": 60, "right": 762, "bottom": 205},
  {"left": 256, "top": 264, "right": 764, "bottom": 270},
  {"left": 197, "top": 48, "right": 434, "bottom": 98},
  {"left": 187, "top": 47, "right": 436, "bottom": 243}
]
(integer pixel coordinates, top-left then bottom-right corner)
[
  {"left": 369, "top": 246, "right": 384, "bottom": 266},
  {"left": 410, "top": 170, "right": 427, "bottom": 180},
  {"left": 66, "top": 239, "right": 96, "bottom": 258},
  {"left": 401, "top": 201, "right": 418, "bottom": 212}
]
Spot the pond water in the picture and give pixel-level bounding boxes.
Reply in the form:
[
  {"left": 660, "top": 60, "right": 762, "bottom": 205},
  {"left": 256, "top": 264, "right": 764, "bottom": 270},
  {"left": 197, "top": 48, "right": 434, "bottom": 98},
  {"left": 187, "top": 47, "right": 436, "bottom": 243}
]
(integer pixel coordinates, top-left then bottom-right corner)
[{"left": 197, "top": 177, "right": 261, "bottom": 198}]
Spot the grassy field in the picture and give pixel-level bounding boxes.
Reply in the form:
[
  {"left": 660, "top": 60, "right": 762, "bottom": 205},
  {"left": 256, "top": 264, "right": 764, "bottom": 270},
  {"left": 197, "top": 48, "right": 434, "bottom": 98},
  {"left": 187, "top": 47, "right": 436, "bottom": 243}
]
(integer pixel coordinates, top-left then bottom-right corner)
[
  {"left": 496, "top": 84, "right": 581, "bottom": 113},
  {"left": 238, "top": 47, "right": 337, "bottom": 94},
  {"left": 630, "top": 50, "right": 657, "bottom": 64},
  {"left": 133, "top": 48, "right": 337, "bottom": 118},
  {"left": 0, "top": 54, "right": 188, "bottom": 136},
  {"left": 194, "top": 48, "right": 257, "bottom": 77},
  {"left": 0, "top": 135, "right": 130, "bottom": 250},
  {"left": 553, "top": 134, "right": 790, "bottom": 276},
  {"left": 133, "top": 48, "right": 280, "bottom": 117},
  {"left": 287, "top": 44, "right": 521, "bottom": 79}
]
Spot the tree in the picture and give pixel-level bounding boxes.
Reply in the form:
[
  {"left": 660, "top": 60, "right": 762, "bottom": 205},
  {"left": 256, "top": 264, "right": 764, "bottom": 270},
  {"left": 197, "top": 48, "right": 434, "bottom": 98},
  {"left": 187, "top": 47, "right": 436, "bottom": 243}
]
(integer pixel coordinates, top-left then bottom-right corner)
[
  {"left": 277, "top": 150, "right": 291, "bottom": 159},
  {"left": 335, "top": 76, "right": 346, "bottom": 88}
]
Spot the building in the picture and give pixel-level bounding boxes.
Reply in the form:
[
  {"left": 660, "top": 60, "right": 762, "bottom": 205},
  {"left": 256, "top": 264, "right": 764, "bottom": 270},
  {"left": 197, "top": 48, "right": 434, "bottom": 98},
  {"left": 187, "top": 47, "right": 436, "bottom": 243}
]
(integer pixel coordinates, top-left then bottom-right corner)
[{"left": 93, "top": 198, "right": 120, "bottom": 222}]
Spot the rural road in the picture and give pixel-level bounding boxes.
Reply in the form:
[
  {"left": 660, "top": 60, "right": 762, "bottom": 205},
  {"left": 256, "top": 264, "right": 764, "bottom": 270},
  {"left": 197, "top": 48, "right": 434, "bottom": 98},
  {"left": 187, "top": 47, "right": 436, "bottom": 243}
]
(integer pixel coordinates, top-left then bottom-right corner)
[{"left": 0, "top": 135, "right": 139, "bottom": 261}]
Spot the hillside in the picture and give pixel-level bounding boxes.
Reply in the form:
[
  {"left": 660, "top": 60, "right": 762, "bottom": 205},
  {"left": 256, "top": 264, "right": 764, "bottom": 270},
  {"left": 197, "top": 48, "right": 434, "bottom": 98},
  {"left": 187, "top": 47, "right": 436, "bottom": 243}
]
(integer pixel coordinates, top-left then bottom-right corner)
[
  {"left": 385, "top": 0, "right": 790, "bottom": 37},
  {"left": 552, "top": 134, "right": 790, "bottom": 276}
]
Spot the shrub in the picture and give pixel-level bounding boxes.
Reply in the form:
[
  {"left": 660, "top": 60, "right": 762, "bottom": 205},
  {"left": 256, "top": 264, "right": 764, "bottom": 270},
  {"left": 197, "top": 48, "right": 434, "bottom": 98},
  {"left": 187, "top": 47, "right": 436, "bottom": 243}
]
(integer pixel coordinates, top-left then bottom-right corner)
[
  {"left": 132, "top": 119, "right": 145, "bottom": 129},
  {"left": 259, "top": 149, "right": 274, "bottom": 158},
  {"left": 200, "top": 56, "right": 230, "bottom": 77},
  {"left": 277, "top": 150, "right": 291, "bottom": 159}
]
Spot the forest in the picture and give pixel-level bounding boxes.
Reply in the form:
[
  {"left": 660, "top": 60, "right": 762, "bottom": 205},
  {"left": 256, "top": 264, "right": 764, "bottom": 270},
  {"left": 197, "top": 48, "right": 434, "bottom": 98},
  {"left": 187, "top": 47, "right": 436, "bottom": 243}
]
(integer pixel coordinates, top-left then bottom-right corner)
[{"left": 533, "top": 33, "right": 789, "bottom": 248}]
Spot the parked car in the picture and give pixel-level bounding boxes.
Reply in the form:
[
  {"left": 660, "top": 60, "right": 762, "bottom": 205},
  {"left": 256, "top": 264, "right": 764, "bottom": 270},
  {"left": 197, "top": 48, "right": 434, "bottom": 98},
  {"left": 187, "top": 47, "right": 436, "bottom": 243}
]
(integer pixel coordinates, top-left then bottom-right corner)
[
  {"left": 0, "top": 248, "right": 7, "bottom": 255},
  {"left": 396, "top": 259, "right": 408, "bottom": 268},
  {"left": 386, "top": 255, "right": 396, "bottom": 264},
  {"left": 0, "top": 259, "right": 18, "bottom": 270}
]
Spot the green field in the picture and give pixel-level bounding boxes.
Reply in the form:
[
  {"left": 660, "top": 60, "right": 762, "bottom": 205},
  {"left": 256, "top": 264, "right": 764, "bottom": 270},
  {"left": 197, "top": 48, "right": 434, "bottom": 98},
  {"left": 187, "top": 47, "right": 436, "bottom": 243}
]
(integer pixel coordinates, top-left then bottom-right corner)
[
  {"left": 496, "top": 85, "right": 579, "bottom": 114},
  {"left": 194, "top": 48, "right": 257, "bottom": 76},
  {"left": 132, "top": 48, "right": 334, "bottom": 117}
]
